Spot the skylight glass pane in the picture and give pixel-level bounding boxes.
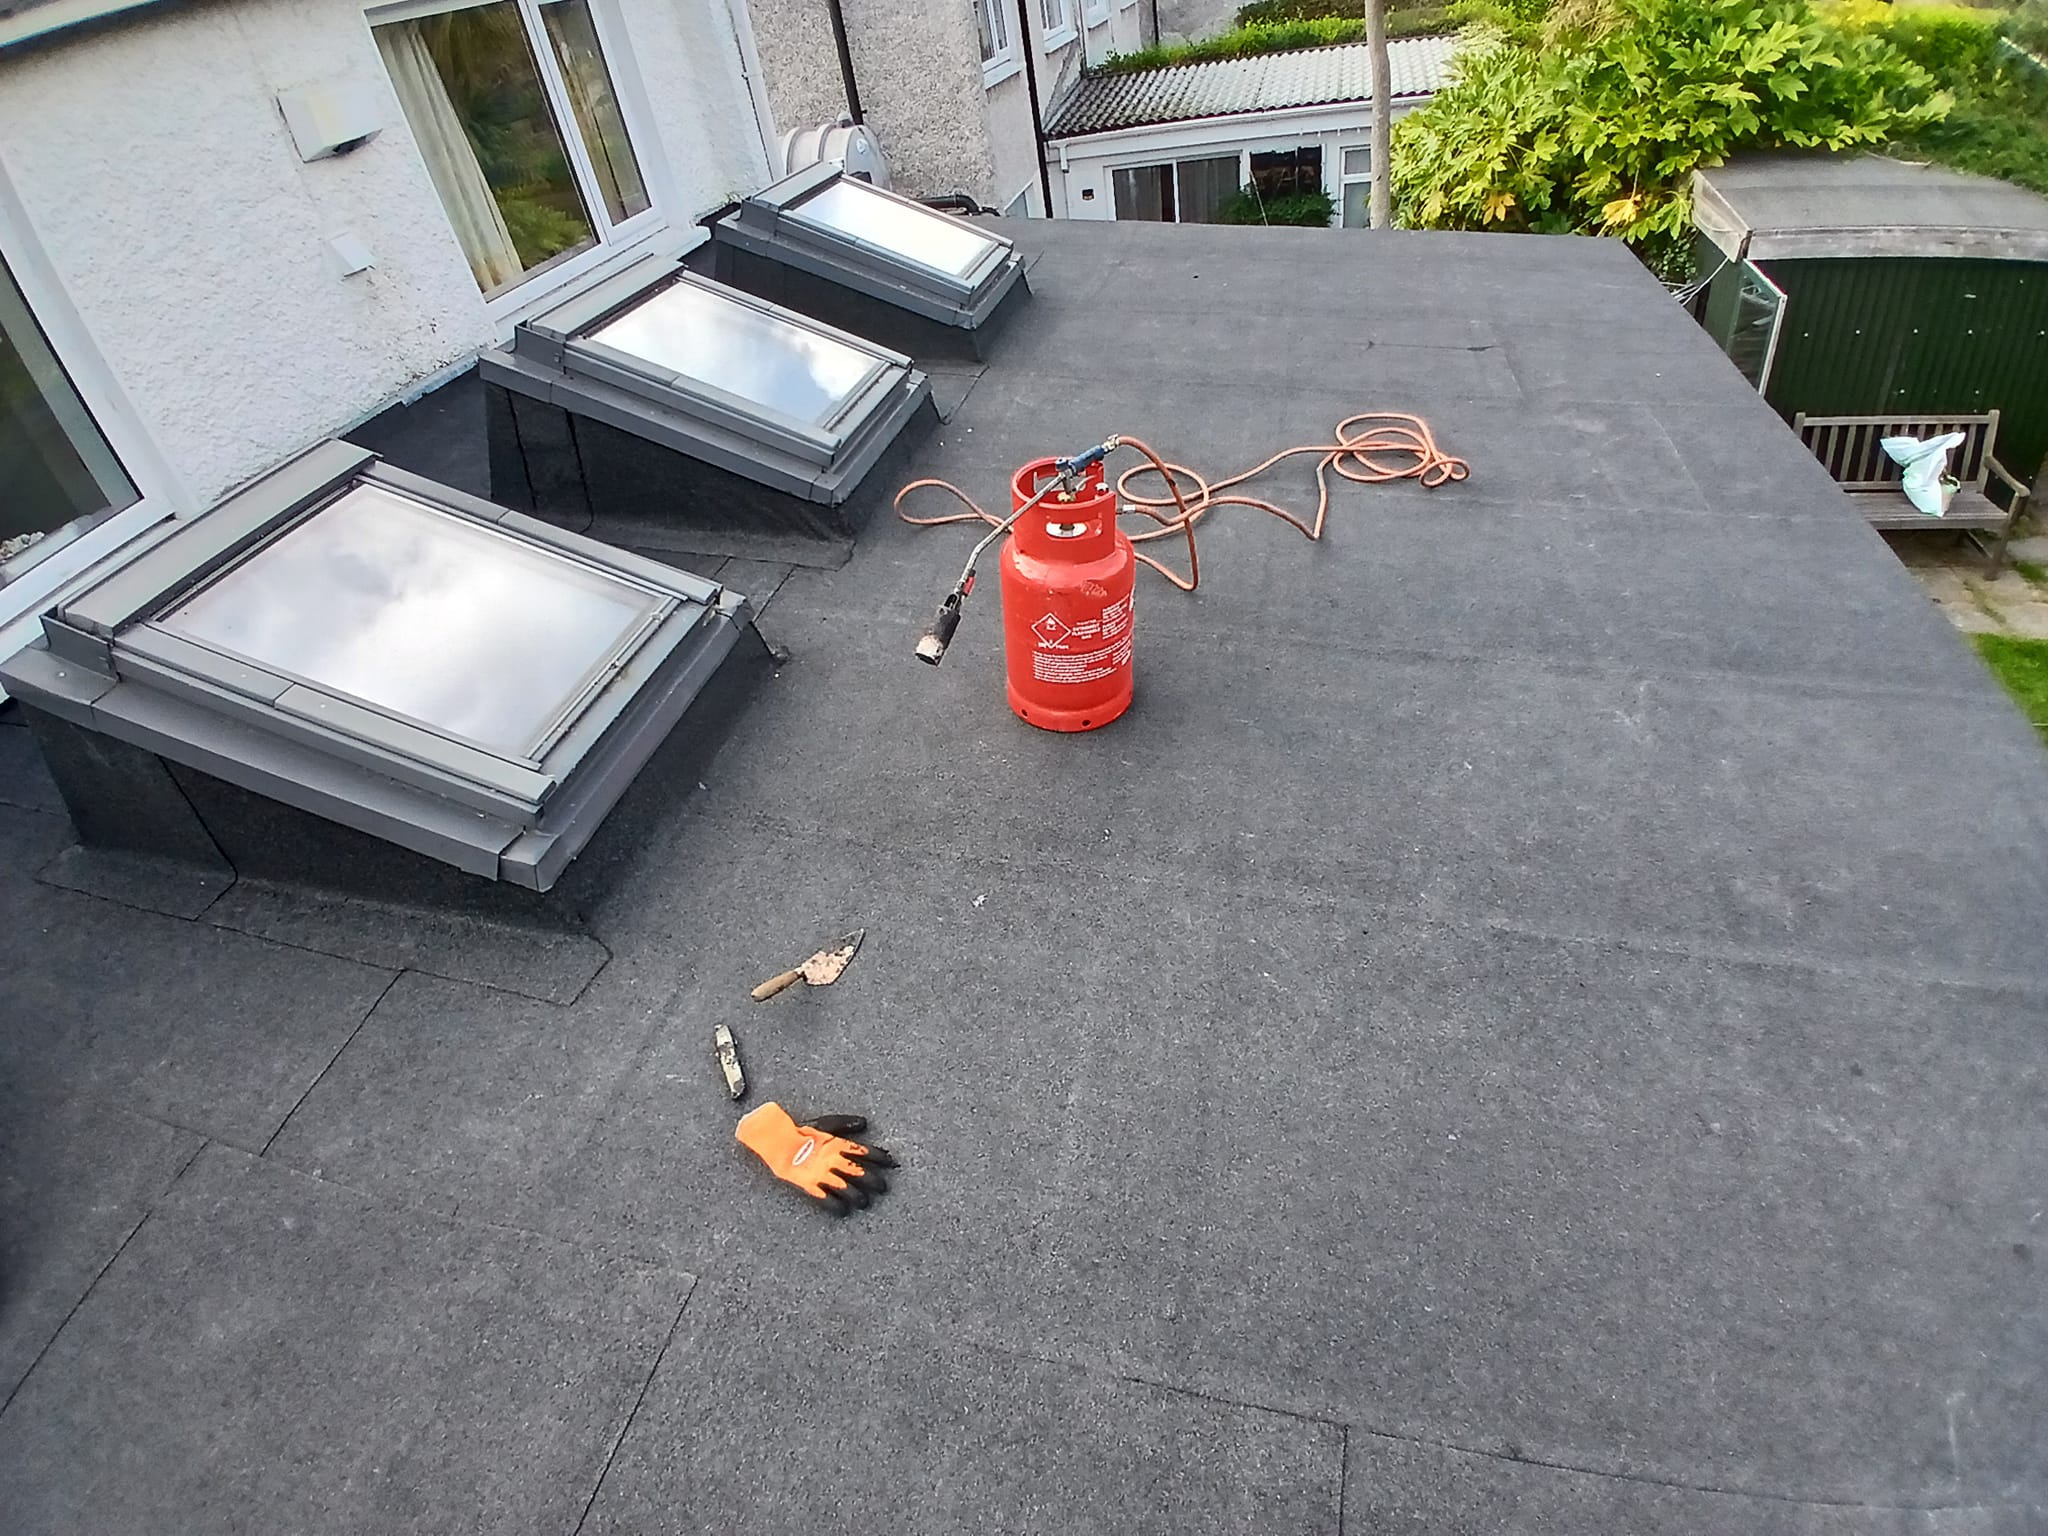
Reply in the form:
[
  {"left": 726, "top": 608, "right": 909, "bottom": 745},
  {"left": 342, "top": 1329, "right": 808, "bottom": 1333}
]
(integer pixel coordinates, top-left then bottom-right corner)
[
  {"left": 587, "top": 281, "right": 879, "bottom": 427},
  {"left": 158, "top": 484, "right": 661, "bottom": 755},
  {"left": 790, "top": 180, "right": 999, "bottom": 280}
]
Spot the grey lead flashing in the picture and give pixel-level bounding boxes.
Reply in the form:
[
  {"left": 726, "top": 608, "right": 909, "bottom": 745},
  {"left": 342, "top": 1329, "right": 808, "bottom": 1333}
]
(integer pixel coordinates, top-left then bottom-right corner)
[
  {"left": 0, "top": 640, "right": 114, "bottom": 726},
  {"left": 712, "top": 168, "right": 1026, "bottom": 330}
]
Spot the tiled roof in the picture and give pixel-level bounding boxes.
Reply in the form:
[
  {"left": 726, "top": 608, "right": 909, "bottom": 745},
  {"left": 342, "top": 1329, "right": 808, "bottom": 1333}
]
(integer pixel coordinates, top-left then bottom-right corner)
[{"left": 1045, "top": 34, "right": 1460, "bottom": 140}]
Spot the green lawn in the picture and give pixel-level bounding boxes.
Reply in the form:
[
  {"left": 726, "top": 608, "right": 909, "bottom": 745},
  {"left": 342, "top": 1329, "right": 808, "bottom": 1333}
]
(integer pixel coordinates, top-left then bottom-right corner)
[{"left": 1972, "top": 633, "right": 2048, "bottom": 745}]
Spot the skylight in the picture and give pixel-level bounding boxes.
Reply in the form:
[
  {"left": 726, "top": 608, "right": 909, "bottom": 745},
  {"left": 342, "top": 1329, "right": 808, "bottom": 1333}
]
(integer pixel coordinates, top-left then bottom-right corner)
[
  {"left": 586, "top": 279, "right": 883, "bottom": 430},
  {"left": 156, "top": 483, "right": 667, "bottom": 758},
  {"left": 0, "top": 440, "right": 766, "bottom": 891},
  {"left": 786, "top": 178, "right": 1002, "bottom": 281},
  {"left": 708, "top": 166, "right": 1030, "bottom": 362},
  {"left": 481, "top": 255, "right": 935, "bottom": 535}
]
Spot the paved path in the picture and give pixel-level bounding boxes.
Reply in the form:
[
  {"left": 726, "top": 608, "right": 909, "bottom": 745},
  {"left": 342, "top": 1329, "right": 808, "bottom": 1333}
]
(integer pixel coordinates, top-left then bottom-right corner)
[{"left": 1899, "top": 530, "right": 2048, "bottom": 637}]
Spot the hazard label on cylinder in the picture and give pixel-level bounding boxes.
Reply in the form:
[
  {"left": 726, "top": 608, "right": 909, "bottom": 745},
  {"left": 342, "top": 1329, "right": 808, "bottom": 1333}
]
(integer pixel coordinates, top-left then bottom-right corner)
[{"left": 1032, "top": 595, "right": 1131, "bottom": 684}]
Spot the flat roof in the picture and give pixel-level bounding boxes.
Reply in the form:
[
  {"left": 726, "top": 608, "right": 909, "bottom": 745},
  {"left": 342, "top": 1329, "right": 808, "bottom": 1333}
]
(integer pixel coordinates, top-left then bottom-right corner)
[
  {"left": 1046, "top": 34, "right": 1459, "bottom": 139},
  {"left": 3, "top": 220, "right": 2045, "bottom": 1530},
  {"left": 1695, "top": 151, "right": 2048, "bottom": 262}
]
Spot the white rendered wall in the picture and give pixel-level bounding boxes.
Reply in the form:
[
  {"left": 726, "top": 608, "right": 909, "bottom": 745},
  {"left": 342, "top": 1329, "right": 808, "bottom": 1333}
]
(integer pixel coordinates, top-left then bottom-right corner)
[
  {"left": 744, "top": 0, "right": 999, "bottom": 204},
  {"left": 0, "top": 0, "right": 769, "bottom": 508},
  {"left": 745, "top": 0, "right": 1150, "bottom": 214}
]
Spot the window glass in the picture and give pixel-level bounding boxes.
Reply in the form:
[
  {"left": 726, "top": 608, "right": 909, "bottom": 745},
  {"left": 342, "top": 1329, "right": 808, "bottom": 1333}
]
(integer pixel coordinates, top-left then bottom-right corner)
[
  {"left": 1250, "top": 147, "right": 1322, "bottom": 201},
  {"left": 376, "top": 4, "right": 596, "bottom": 294},
  {"left": 1342, "top": 182, "right": 1369, "bottom": 229},
  {"left": 588, "top": 282, "right": 879, "bottom": 427},
  {"left": 1174, "top": 157, "right": 1241, "bottom": 224},
  {"left": 158, "top": 484, "right": 661, "bottom": 756},
  {"left": 792, "top": 180, "right": 999, "bottom": 279},
  {"left": 1112, "top": 165, "right": 1174, "bottom": 222},
  {"left": 540, "top": 0, "right": 650, "bottom": 226},
  {"left": 1041, "top": 0, "right": 1068, "bottom": 30},
  {"left": 1342, "top": 145, "right": 1371, "bottom": 178},
  {"left": 0, "top": 251, "right": 137, "bottom": 555},
  {"left": 975, "top": 0, "right": 1009, "bottom": 60}
]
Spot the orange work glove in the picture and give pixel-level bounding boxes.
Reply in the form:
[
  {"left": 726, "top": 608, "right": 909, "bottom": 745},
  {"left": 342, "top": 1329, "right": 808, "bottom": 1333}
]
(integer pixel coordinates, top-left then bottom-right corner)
[{"left": 736, "top": 1102, "right": 897, "bottom": 1216}]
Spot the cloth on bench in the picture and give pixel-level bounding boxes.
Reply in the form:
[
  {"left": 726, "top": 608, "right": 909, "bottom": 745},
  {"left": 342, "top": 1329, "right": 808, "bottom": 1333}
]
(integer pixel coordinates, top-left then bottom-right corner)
[{"left": 1880, "top": 431, "right": 1966, "bottom": 517}]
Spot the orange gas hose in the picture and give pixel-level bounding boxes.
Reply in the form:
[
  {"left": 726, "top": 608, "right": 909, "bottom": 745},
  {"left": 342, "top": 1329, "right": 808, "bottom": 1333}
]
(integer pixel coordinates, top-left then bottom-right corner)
[{"left": 894, "top": 412, "right": 1468, "bottom": 592}]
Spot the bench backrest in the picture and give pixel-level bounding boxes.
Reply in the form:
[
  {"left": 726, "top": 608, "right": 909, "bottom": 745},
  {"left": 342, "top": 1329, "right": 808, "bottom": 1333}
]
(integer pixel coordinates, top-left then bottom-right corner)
[{"left": 1791, "top": 411, "right": 1999, "bottom": 492}]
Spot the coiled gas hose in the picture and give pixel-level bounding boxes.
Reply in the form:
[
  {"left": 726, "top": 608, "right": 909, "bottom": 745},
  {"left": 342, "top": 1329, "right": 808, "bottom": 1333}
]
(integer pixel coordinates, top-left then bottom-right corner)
[{"left": 896, "top": 412, "right": 1469, "bottom": 594}]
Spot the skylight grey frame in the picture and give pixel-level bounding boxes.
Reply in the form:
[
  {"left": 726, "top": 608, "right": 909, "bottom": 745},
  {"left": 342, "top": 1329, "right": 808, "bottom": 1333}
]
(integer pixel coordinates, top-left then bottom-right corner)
[
  {"left": 532, "top": 258, "right": 912, "bottom": 464},
  {"left": 776, "top": 165, "right": 1013, "bottom": 294},
  {"left": 28, "top": 440, "right": 739, "bottom": 836},
  {"left": 484, "top": 253, "right": 933, "bottom": 508},
  {"left": 140, "top": 483, "right": 675, "bottom": 766},
  {"left": 715, "top": 163, "right": 1026, "bottom": 327}
]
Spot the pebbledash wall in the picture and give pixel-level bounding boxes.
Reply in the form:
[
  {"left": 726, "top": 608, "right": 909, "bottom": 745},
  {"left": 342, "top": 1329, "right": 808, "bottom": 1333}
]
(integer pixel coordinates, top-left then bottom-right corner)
[
  {"left": 0, "top": 0, "right": 773, "bottom": 512},
  {"left": 744, "top": 0, "right": 1148, "bottom": 214}
]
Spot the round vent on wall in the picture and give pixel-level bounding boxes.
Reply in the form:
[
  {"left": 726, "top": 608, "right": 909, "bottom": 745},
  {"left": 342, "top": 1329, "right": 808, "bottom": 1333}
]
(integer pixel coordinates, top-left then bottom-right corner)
[{"left": 779, "top": 119, "right": 891, "bottom": 189}]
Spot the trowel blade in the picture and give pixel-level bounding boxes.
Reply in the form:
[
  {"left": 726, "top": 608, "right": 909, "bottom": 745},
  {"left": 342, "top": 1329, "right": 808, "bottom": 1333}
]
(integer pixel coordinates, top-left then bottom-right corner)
[{"left": 799, "top": 928, "right": 865, "bottom": 986}]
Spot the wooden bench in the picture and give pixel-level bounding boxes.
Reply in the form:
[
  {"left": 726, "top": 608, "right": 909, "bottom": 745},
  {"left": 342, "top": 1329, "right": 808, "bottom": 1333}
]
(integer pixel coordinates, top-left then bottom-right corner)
[{"left": 1792, "top": 411, "right": 2031, "bottom": 571}]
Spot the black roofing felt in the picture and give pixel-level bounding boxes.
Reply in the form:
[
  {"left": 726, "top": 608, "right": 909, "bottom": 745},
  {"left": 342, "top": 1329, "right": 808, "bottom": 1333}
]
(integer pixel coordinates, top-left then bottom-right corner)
[{"left": 3, "top": 221, "right": 2046, "bottom": 1530}]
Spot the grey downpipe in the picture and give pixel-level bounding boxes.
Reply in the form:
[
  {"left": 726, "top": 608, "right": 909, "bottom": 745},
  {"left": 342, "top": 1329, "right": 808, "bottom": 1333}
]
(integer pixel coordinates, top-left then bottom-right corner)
[
  {"left": 1012, "top": 0, "right": 1057, "bottom": 217},
  {"left": 825, "top": 0, "right": 865, "bottom": 124}
]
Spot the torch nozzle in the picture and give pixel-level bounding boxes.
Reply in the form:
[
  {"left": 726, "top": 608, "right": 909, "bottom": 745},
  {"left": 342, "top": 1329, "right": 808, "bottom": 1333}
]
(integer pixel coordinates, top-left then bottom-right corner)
[{"left": 916, "top": 589, "right": 965, "bottom": 665}]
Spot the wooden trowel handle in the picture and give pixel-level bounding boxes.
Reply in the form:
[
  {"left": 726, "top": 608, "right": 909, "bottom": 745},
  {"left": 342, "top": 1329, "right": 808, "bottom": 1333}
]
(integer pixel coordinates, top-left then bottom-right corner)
[{"left": 751, "top": 968, "right": 804, "bottom": 1001}]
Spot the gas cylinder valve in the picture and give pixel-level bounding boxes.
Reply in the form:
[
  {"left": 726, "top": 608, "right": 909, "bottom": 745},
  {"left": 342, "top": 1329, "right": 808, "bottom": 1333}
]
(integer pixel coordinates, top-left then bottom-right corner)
[{"left": 1053, "top": 436, "right": 1120, "bottom": 493}]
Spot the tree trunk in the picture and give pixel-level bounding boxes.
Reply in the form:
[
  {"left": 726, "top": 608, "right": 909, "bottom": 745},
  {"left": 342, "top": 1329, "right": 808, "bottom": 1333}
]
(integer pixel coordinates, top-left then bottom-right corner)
[{"left": 1366, "top": 0, "right": 1392, "bottom": 228}]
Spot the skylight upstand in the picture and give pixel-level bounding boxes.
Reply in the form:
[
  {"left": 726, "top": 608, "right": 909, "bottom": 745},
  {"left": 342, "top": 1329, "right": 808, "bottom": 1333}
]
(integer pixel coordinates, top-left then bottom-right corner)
[
  {"left": 710, "top": 164, "right": 1031, "bottom": 361},
  {"left": 0, "top": 440, "right": 771, "bottom": 896},
  {"left": 482, "top": 258, "right": 936, "bottom": 542}
]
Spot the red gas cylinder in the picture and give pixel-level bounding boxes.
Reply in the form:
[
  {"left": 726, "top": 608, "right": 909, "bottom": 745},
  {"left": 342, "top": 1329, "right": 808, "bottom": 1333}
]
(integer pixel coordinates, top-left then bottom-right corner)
[{"left": 999, "top": 457, "right": 1137, "bottom": 732}]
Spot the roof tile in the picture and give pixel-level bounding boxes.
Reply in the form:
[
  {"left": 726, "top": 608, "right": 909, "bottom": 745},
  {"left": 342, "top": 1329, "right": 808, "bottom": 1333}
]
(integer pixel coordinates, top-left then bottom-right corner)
[{"left": 1046, "top": 35, "right": 1460, "bottom": 139}]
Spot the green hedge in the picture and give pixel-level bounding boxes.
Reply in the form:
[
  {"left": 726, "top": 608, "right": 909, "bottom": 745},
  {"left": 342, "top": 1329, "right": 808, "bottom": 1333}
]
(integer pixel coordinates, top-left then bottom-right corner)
[
  {"left": 1098, "top": 12, "right": 1454, "bottom": 74},
  {"left": 1856, "top": 3, "right": 2048, "bottom": 199},
  {"left": 1234, "top": 0, "right": 1444, "bottom": 21},
  {"left": 2004, "top": 0, "right": 2048, "bottom": 61}
]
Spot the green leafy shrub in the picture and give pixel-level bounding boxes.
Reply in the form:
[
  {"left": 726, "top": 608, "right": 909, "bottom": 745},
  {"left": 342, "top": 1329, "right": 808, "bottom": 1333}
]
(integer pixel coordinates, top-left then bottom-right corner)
[
  {"left": 1216, "top": 185, "right": 1338, "bottom": 223},
  {"left": 1391, "top": 0, "right": 1948, "bottom": 271}
]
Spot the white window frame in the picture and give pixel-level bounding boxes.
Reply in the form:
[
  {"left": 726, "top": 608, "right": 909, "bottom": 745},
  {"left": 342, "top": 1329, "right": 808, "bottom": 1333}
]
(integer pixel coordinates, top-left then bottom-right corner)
[
  {"left": 1338, "top": 140, "right": 1373, "bottom": 228},
  {"left": 1107, "top": 151, "right": 1248, "bottom": 224},
  {"left": 977, "top": 0, "right": 1020, "bottom": 86},
  {"left": 1084, "top": 0, "right": 1110, "bottom": 25},
  {"left": 1041, "top": 0, "right": 1076, "bottom": 51},
  {"left": 0, "top": 175, "right": 182, "bottom": 685},
  {"left": 368, "top": 0, "right": 670, "bottom": 315}
]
